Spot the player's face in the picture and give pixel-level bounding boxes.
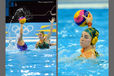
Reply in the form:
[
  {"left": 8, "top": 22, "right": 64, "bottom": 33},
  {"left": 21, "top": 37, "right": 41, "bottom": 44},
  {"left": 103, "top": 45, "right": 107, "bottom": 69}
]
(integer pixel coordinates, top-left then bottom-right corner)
[
  {"left": 38, "top": 33, "right": 44, "bottom": 39},
  {"left": 80, "top": 31, "right": 92, "bottom": 48}
]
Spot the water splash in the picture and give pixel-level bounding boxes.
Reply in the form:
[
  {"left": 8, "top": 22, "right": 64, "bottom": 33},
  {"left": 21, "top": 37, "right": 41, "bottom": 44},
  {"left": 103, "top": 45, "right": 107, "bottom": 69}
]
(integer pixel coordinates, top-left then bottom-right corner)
[{"left": 7, "top": 8, "right": 32, "bottom": 50}]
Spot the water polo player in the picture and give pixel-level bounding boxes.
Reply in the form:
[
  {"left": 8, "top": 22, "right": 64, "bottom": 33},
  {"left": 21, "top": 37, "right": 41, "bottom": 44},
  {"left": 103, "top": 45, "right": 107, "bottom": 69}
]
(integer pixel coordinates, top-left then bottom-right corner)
[
  {"left": 17, "top": 17, "right": 27, "bottom": 51},
  {"left": 79, "top": 12, "right": 99, "bottom": 59},
  {"left": 35, "top": 18, "right": 56, "bottom": 49}
]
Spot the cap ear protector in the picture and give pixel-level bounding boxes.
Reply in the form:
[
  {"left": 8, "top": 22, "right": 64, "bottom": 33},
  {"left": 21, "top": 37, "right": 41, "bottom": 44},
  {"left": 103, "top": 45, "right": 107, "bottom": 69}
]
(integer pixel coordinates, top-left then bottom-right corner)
[
  {"left": 91, "top": 36, "right": 98, "bottom": 45},
  {"left": 91, "top": 31, "right": 99, "bottom": 45},
  {"left": 84, "top": 28, "right": 99, "bottom": 45}
]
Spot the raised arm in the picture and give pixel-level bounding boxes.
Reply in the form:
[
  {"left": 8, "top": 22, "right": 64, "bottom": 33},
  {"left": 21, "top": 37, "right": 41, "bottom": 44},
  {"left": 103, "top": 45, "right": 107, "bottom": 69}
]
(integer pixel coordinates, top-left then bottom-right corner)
[
  {"left": 18, "top": 17, "right": 26, "bottom": 41},
  {"left": 20, "top": 24, "right": 23, "bottom": 34},
  {"left": 18, "top": 24, "right": 24, "bottom": 41},
  {"left": 46, "top": 17, "right": 55, "bottom": 40},
  {"left": 82, "top": 12, "right": 93, "bottom": 27}
]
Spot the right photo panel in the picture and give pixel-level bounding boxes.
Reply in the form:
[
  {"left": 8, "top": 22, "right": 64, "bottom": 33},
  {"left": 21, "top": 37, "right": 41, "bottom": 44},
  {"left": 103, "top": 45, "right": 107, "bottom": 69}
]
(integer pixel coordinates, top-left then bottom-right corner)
[{"left": 58, "top": 0, "right": 109, "bottom": 76}]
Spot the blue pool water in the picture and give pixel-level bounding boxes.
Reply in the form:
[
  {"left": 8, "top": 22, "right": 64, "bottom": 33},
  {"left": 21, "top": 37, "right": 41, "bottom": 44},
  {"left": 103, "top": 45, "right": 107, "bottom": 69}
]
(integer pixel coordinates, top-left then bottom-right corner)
[
  {"left": 6, "top": 23, "right": 56, "bottom": 76},
  {"left": 58, "top": 9, "right": 109, "bottom": 76}
]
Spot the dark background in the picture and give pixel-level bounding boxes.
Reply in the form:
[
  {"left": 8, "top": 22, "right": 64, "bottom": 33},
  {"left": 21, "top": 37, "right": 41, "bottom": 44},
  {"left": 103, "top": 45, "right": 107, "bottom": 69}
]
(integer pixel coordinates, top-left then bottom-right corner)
[{"left": 6, "top": 0, "right": 56, "bottom": 22}]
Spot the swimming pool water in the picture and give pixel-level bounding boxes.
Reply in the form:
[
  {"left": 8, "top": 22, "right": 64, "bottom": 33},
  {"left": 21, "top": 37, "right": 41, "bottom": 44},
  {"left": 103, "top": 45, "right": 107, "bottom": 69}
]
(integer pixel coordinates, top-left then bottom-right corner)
[
  {"left": 6, "top": 42, "right": 56, "bottom": 76},
  {"left": 58, "top": 8, "right": 109, "bottom": 76}
]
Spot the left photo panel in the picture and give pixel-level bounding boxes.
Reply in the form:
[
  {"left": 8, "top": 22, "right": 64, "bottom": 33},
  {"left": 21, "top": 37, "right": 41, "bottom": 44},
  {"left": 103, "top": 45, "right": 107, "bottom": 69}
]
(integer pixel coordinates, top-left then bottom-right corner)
[{"left": 6, "top": 0, "right": 57, "bottom": 76}]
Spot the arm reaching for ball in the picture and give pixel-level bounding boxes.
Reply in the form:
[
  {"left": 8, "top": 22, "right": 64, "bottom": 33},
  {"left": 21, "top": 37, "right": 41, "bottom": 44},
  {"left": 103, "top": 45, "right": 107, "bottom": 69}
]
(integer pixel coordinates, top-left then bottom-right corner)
[{"left": 82, "top": 12, "right": 93, "bottom": 27}]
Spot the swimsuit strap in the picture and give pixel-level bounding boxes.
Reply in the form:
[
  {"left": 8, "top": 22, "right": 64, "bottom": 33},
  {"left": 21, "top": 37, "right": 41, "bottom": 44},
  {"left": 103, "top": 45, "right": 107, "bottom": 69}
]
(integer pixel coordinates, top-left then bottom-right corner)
[{"left": 95, "top": 51, "right": 99, "bottom": 57}]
